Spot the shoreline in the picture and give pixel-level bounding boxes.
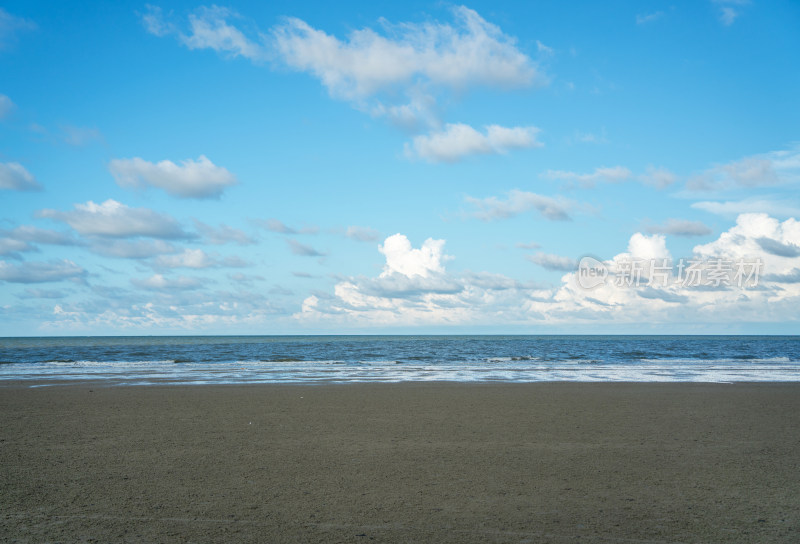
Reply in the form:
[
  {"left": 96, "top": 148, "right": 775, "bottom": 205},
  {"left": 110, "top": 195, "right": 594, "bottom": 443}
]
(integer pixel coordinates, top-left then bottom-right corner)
[{"left": 2, "top": 382, "right": 799, "bottom": 542}]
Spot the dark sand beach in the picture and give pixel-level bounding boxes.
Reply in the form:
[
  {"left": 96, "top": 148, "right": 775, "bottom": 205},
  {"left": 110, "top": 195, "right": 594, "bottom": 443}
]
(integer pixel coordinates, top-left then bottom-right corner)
[{"left": 1, "top": 382, "right": 799, "bottom": 542}]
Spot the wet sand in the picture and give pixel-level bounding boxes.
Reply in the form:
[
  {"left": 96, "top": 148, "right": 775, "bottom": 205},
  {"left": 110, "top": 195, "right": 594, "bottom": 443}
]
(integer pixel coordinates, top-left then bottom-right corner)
[{"left": 1, "top": 382, "right": 799, "bottom": 543}]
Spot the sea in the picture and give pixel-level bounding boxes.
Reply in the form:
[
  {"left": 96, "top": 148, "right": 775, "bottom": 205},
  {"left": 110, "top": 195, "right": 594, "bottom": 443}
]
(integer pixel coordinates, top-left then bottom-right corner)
[{"left": 1, "top": 335, "right": 799, "bottom": 386}]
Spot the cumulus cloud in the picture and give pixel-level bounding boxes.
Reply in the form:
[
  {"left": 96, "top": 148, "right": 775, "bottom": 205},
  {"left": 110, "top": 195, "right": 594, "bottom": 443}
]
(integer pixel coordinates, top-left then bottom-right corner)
[
  {"left": 406, "top": 123, "right": 542, "bottom": 162},
  {"left": 380, "top": 234, "right": 448, "bottom": 278},
  {"left": 109, "top": 155, "right": 237, "bottom": 199},
  {"left": 296, "top": 214, "right": 800, "bottom": 328},
  {"left": 465, "top": 190, "right": 573, "bottom": 221},
  {"left": 38, "top": 199, "right": 193, "bottom": 239},
  {"left": 756, "top": 238, "right": 800, "bottom": 258},
  {"left": 646, "top": 219, "right": 712, "bottom": 237},
  {"left": 686, "top": 146, "right": 800, "bottom": 191},
  {"left": 0, "top": 259, "right": 86, "bottom": 284},
  {"left": 0, "top": 162, "right": 42, "bottom": 191},
  {"left": 527, "top": 252, "right": 577, "bottom": 271}
]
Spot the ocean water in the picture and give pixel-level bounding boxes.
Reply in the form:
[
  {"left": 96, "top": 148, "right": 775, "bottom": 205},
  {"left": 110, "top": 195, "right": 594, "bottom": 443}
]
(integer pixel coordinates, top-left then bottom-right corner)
[{"left": 0, "top": 335, "right": 798, "bottom": 386}]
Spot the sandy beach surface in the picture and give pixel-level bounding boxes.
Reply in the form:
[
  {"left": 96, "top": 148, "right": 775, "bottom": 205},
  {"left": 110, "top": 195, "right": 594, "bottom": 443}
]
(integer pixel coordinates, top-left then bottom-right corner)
[{"left": 1, "top": 382, "right": 799, "bottom": 543}]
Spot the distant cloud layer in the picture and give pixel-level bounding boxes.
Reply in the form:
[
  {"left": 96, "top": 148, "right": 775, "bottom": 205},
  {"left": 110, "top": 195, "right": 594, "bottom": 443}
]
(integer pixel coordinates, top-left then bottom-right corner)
[
  {"left": 109, "top": 155, "right": 237, "bottom": 199},
  {"left": 297, "top": 213, "right": 800, "bottom": 327}
]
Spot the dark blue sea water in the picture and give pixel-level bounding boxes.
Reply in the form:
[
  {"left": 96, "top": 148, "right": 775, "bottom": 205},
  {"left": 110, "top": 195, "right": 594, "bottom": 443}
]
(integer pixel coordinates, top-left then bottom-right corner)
[{"left": 1, "top": 335, "right": 798, "bottom": 386}]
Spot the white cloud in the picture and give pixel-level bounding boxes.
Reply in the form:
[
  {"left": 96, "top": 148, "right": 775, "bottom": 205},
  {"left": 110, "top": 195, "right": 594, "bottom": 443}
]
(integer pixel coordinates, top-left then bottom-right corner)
[
  {"left": 21, "top": 288, "right": 68, "bottom": 299},
  {"left": 130, "top": 274, "right": 204, "bottom": 291},
  {"left": 109, "top": 155, "right": 237, "bottom": 199},
  {"left": 0, "top": 162, "right": 42, "bottom": 191},
  {"left": 345, "top": 226, "right": 380, "bottom": 242},
  {"left": 536, "top": 40, "right": 554, "bottom": 56},
  {"left": 686, "top": 146, "right": 800, "bottom": 191},
  {"left": 542, "top": 166, "right": 632, "bottom": 188},
  {"left": 691, "top": 198, "right": 800, "bottom": 218},
  {"left": 0, "top": 259, "right": 85, "bottom": 284},
  {"left": 287, "top": 239, "right": 325, "bottom": 257},
  {"left": 46, "top": 284, "right": 285, "bottom": 332},
  {"left": 639, "top": 166, "right": 678, "bottom": 189},
  {"left": 0, "top": 94, "right": 14, "bottom": 119},
  {"left": 152, "top": 249, "right": 216, "bottom": 269},
  {"left": 380, "top": 234, "right": 448, "bottom": 278},
  {"left": 142, "top": 5, "right": 265, "bottom": 60},
  {"left": 152, "top": 248, "right": 248, "bottom": 269},
  {"left": 193, "top": 221, "right": 254, "bottom": 245},
  {"left": 465, "top": 190, "right": 573, "bottom": 221},
  {"left": 61, "top": 125, "right": 103, "bottom": 146},
  {"left": 273, "top": 6, "right": 542, "bottom": 100},
  {"left": 646, "top": 219, "right": 713, "bottom": 237},
  {"left": 89, "top": 239, "right": 178, "bottom": 259},
  {"left": 0, "top": 226, "right": 81, "bottom": 257},
  {"left": 527, "top": 252, "right": 576, "bottom": 271},
  {"left": 712, "top": 0, "right": 750, "bottom": 25},
  {"left": 0, "top": 226, "right": 80, "bottom": 246},
  {"left": 407, "top": 123, "right": 542, "bottom": 162},
  {"left": 296, "top": 215, "right": 800, "bottom": 328},
  {"left": 38, "top": 199, "right": 193, "bottom": 239},
  {"left": 0, "top": 238, "right": 32, "bottom": 257},
  {"left": 0, "top": 8, "right": 36, "bottom": 49},
  {"left": 636, "top": 12, "right": 664, "bottom": 24},
  {"left": 146, "top": 5, "right": 545, "bottom": 153},
  {"left": 140, "top": 5, "right": 174, "bottom": 37},
  {"left": 258, "top": 218, "right": 318, "bottom": 235},
  {"left": 693, "top": 213, "right": 799, "bottom": 264},
  {"left": 571, "top": 129, "right": 609, "bottom": 145},
  {"left": 182, "top": 6, "right": 265, "bottom": 60}
]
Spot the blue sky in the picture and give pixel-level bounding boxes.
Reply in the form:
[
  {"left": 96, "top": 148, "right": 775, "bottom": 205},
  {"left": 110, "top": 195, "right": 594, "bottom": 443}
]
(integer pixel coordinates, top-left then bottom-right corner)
[{"left": 1, "top": 0, "right": 799, "bottom": 335}]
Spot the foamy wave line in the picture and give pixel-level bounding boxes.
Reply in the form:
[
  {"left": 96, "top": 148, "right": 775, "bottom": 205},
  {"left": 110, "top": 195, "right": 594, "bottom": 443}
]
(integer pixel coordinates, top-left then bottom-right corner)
[{"left": 640, "top": 357, "right": 795, "bottom": 364}]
